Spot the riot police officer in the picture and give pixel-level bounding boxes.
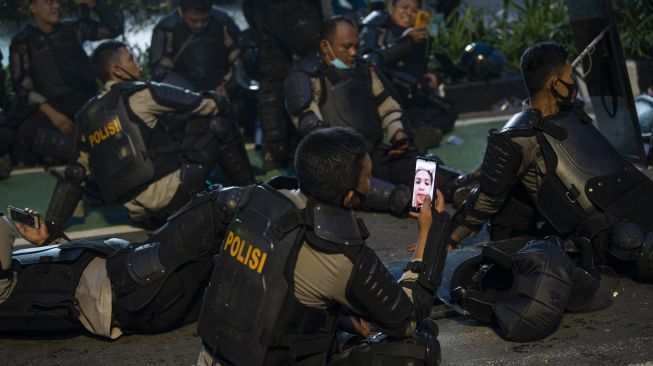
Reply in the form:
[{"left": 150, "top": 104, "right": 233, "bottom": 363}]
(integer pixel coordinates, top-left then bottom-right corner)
[
  {"left": 9, "top": 0, "right": 123, "bottom": 164},
  {"left": 359, "top": 0, "right": 458, "bottom": 148},
  {"left": 196, "top": 127, "right": 449, "bottom": 366},
  {"left": 0, "top": 49, "right": 13, "bottom": 179},
  {"left": 452, "top": 42, "right": 653, "bottom": 280},
  {"left": 149, "top": 0, "right": 240, "bottom": 93},
  {"left": 242, "top": 0, "right": 325, "bottom": 170},
  {"left": 45, "top": 41, "right": 255, "bottom": 236},
  {"left": 0, "top": 198, "right": 223, "bottom": 338},
  {"left": 285, "top": 16, "right": 429, "bottom": 214}
]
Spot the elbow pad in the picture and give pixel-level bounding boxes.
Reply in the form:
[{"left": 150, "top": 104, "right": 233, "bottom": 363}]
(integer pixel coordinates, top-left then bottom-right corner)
[{"left": 479, "top": 132, "right": 523, "bottom": 197}]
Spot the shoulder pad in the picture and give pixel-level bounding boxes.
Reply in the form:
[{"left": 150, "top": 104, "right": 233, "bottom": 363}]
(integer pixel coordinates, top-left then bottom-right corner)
[
  {"left": 266, "top": 176, "right": 299, "bottom": 190},
  {"left": 362, "top": 10, "right": 390, "bottom": 27},
  {"left": 156, "top": 12, "right": 181, "bottom": 30},
  {"left": 310, "top": 201, "right": 367, "bottom": 246},
  {"left": 284, "top": 68, "right": 313, "bottom": 115},
  {"left": 110, "top": 80, "right": 148, "bottom": 94},
  {"left": 499, "top": 109, "right": 541, "bottom": 135},
  {"left": 293, "top": 56, "right": 323, "bottom": 76},
  {"left": 11, "top": 24, "right": 34, "bottom": 43},
  {"left": 210, "top": 5, "right": 231, "bottom": 23},
  {"left": 147, "top": 81, "right": 203, "bottom": 111}
]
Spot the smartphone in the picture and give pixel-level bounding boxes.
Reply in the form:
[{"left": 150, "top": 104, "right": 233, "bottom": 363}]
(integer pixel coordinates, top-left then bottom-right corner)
[
  {"left": 6, "top": 206, "right": 40, "bottom": 229},
  {"left": 414, "top": 10, "right": 431, "bottom": 28},
  {"left": 411, "top": 156, "right": 438, "bottom": 212}
]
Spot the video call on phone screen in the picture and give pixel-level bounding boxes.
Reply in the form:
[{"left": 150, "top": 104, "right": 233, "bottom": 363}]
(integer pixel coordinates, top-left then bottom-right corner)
[{"left": 412, "top": 158, "right": 437, "bottom": 210}]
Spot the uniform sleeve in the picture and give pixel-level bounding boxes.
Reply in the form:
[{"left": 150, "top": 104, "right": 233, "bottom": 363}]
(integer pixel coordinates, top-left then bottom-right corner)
[
  {"left": 77, "top": 0, "right": 124, "bottom": 41},
  {"left": 454, "top": 134, "right": 532, "bottom": 237},
  {"left": 9, "top": 39, "right": 47, "bottom": 106},
  {"left": 0, "top": 216, "right": 17, "bottom": 305},
  {"left": 370, "top": 68, "right": 403, "bottom": 140},
  {"left": 128, "top": 87, "right": 218, "bottom": 129}
]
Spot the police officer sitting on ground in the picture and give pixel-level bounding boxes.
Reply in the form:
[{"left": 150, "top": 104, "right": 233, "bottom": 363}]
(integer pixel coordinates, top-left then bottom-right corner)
[
  {"left": 360, "top": 0, "right": 458, "bottom": 149},
  {"left": 45, "top": 40, "right": 256, "bottom": 238},
  {"left": 149, "top": 0, "right": 257, "bottom": 142},
  {"left": 9, "top": 0, "right": 123, "bottom": 165},
  {"left": 286, "top": 16, "right": 425, "bottom": 215},
  {"left": 149, "top": 0, "right": 240, "bottom": 95},
  {"left": 0, "top": 197, "right": 224, "bottom": 338},
  {"left": 197, "top": 127, "right": 450, "bottom": 366},
  {"left": 452, "top": 42, "right": 653, "bottom": 280}
]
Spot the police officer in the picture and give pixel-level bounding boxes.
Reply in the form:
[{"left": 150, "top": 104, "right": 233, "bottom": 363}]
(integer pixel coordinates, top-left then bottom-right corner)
[
  {"left": 45, "top": 41, "right": 255, "bottom": 236},
  {"left": 242, "top": 0, "right": 324, "bottom": 170},
  {"left": 9, "top": 0, "right": 123, "bottom": 164},
  {"left": 360, "top": 0, "right": 458, "bottom": 148},
  {"left": 197, "top": 127, "right": 450, "bottom": 366},
  {"left": 149, "top": 0, "right": 240, "bottom": 94},
  {"left": 0, "top": 198, "right": 223, "bottom": 338},
  {"left": 285, "top": 16, "right": 427, "bottom": 214},
  {"left": 452, "top": 42, "right": 653, "bottom": 280}
]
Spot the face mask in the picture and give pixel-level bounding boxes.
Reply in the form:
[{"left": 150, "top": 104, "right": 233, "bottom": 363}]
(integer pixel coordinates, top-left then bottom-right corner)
[
  {"left": 326, "top": 41, "right": 354, "bottom": 70},
  {"left": 113, "top": 65, "right": 140, "bottom": 82},
  {"left": 551, "top": 78, "right": 577, "bottom": 108}
]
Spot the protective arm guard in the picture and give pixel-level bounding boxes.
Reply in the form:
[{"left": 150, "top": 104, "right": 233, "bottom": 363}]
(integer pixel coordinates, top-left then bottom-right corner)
[
  {"left": 376, "top": 36, "right": 415, "bottom": 67},
  {"left": 201, "top": 90, "right": 231, "bottom": 116},
  {"left": 346, "top": 246, "right": 414, "bottom": 338},
  {"left": 478, "top": 132, "right": 523, "bottom": 202},
  {"left": 147, "top": 82, "right": 203, "bottom": 112},
  {"left": 417, "top": 211, "right": 452, "bottom": 291},
  {"left": 149, "top": 26, "right": 170, "bottom": 82},
  {"left": 45, "top": 164, "right": 85, "bottom": 241},
  {"left": 297, "top": 112, "right": 326, "bottom": 137}
]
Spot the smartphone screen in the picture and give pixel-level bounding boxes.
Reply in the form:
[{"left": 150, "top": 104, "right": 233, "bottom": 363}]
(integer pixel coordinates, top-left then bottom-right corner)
[
  {"left": 7, "top": 206, "right": 39, "bottom": 229},
  {"left": 411, "top": 157, "right": 438, "bottom": 212},
  {"left": 414, "top": 10, "right": 431, "bottom": 28}
]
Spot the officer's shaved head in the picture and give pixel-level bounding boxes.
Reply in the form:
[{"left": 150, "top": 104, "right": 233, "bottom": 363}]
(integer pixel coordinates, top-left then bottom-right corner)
[
  {"left": 520, "top": 42, "right": 569, "bottom": 96},
  {"left": 92, "top": 40, "right": 127, "bottom": 82},
  {"left": 320, "top": 16, "right": 357, "bottom": 42},
  {"left": 180, "top": 0, "right": 211, "bottom": 13},
  {"left": 295, "top": 128, "right": 368, "bottom": 205}
]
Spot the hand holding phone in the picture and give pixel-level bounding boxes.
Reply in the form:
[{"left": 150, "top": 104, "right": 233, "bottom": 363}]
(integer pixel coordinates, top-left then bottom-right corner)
[
  {"left": 411, "top": 157, "right": 438, "bottom": 212},
  {"left": 7, "top": 206, "right": 40, "bottom": 229},
  {"left": 414, "top": 10, "right": 431, "bottom": 28}
]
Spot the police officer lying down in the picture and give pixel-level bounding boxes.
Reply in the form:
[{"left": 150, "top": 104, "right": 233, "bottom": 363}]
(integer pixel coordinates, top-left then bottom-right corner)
[
  {"left": 45, "top": 40, "right": 256, "bottom": 236},
  {"left": 452, "top": 42, "right": 653, "bottom": 280},
  {"left": 197, "top": 127, "right": 450, "bottom": 366},
  {"left": 0, "top": 199, "right": 221, "bottom": 338}
]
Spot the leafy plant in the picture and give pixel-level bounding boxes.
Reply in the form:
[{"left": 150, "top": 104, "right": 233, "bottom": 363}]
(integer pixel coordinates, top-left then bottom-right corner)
[{"left": 617, "top": 0, "right": 653, "bottom": 61}]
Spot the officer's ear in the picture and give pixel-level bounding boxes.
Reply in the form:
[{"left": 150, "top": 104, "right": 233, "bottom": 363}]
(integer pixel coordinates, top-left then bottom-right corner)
[{"left": 320, "top": 39, "right": 333, "bottom": 60}]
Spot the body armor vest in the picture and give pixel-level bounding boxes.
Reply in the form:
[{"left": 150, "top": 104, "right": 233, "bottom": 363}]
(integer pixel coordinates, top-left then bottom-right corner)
[
  {"left": 172, "top": 20, "right": 230, "bottom": 91},
  {"left": 198, "top": 184, "right": 341, "bottom": 366},
  {"left": 24, "top": 22, "right": 97, "bottom": 102},
  {"left": 76, "top": 82, "right": 181, "bottom": 203},
  {"left": 0, "top": 240, "right": 123, "bottom": 334},
  {"left": 534, "top": 108, "right": 653, "bottom": 233},
  {"left": 319, "top": 64, "right": 384, "bottom": 148}
]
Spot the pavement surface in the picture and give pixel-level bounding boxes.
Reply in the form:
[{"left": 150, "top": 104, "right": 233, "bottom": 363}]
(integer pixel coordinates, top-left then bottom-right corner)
[{"left": 1, "top": 210, "right": 652, "bottom": 366}]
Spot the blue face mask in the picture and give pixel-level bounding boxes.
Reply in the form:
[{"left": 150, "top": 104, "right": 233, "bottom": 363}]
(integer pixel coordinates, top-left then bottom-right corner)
[{"left": 326, "top": 42, "right": 355, "bottom": 70}]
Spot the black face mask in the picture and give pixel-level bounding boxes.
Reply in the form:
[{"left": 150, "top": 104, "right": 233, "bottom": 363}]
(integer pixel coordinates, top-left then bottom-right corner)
[
  {"left": 113, "top": 65, "right": 140, "bottom": 82},
  {"left": 551, "top": 78, "right": 578, "bottom": 108}
]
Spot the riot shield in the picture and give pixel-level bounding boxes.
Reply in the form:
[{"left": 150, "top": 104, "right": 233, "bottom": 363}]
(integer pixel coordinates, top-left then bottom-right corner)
[{"left": 565, "top": 0, "right": 646, "bottom": 163}]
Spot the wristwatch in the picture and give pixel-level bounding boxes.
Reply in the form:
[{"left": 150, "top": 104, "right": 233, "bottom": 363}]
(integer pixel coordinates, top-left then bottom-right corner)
[{"left": 404, "top": 260, "right": 424, "bottom": 273}]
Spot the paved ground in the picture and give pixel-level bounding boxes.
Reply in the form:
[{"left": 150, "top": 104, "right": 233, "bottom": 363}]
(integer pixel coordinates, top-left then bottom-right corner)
[{"left": 1, "top": 210, "right": 652, "bottom": 366}]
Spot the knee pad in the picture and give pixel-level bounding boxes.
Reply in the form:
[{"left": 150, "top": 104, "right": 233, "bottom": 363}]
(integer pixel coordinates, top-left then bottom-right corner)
[
  {"left": 635, "top": 231, "right": 653, "bottom": 280},
  {"left": 32, "top": 127, "right": 75, "bottom": 161},
  {"left": 364, "top": 177, "right": 410, "bottom": 216},
  {"left": 609, "top": 221, "right": 646, "bottom": 261},
  {"left": 209, "top": 117, "right": 239, "bottom": 144}
]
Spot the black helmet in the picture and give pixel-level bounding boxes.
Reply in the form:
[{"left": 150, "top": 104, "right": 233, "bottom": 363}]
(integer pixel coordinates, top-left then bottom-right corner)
[{"left": 459, "top": 42, "right": 506, "bottom": 81}]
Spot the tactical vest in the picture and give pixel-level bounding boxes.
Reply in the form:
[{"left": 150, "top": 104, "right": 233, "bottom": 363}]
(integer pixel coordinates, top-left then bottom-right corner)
[
  {"left": 76, "top": 82, "right": 182, "bottom": 203},
  {"left": 0, "top": 239, "right": 125, "bottom": 334},
  {"left": 532, "top": 108, "right": 653, "bottom": 233},
  {"left": 171, "top": 20, "right": 230, "bottom": 91},
  {"left": 319, "top": 64, "right": 384, "bottom": 148},
  {"left": 199, "top": 184, "right": 354, "bottom": 366},
  {"left": 23, "top": 22, "right": 97, "bottom": 101}
]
